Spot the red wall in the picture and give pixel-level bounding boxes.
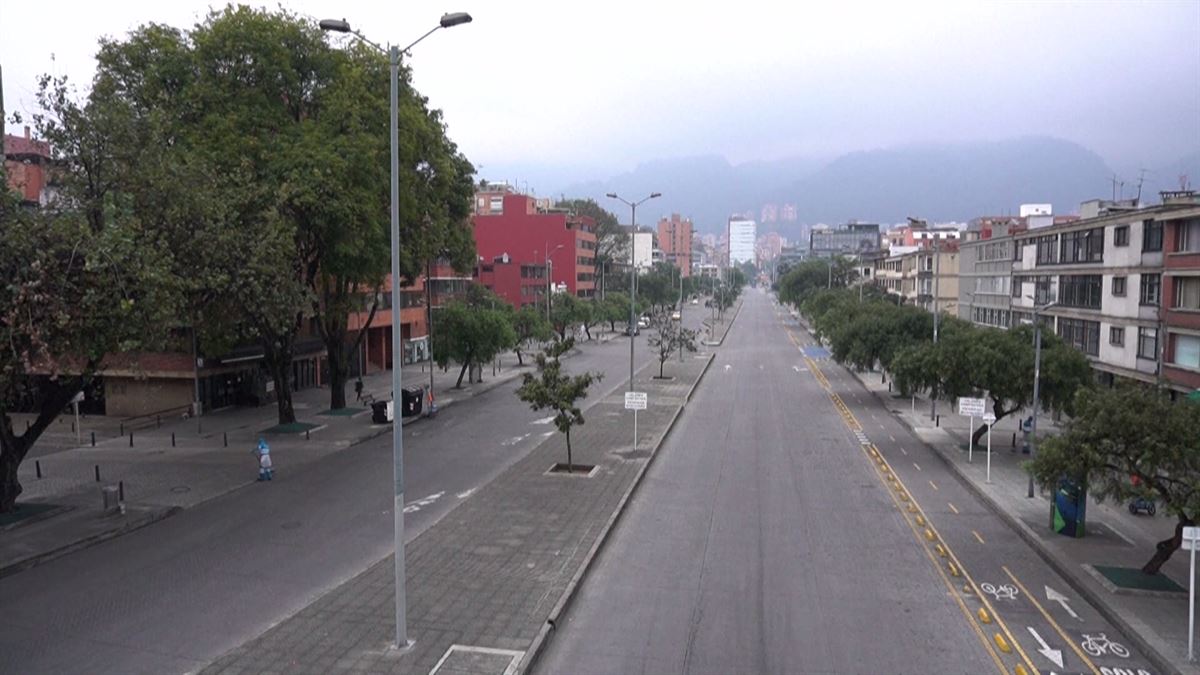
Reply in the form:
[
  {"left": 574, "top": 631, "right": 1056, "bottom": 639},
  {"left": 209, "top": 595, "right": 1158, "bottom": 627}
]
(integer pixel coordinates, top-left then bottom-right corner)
[
  {"left": 472, "top": 194, "right": 596, "bottom": 297},
  {"left": 476, "top": 260, "right": 546, "bottom": 309}
]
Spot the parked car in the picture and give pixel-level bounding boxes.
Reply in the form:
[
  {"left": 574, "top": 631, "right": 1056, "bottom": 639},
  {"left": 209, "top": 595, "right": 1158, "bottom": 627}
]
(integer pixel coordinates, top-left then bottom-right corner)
[
  {"left": 638, "top": 316, "right": 651, "bottom": 328},
  {"left": 671, "top": 311, "right": 681, "bottom": 321}
]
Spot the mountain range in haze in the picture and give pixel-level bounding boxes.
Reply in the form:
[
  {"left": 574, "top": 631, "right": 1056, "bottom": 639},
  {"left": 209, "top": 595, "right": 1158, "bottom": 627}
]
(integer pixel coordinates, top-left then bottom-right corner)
[{"left": 489, "top": 137, "right": 1200, "bottom": 240}]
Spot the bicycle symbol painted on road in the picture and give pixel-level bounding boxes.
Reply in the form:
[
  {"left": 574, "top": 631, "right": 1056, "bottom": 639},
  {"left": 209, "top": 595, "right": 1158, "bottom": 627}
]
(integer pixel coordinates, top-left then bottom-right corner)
[
  {"left": 1081, "top": 632, "right": 1130, "bottom": 658},
  {"left": 979, "top": 582, "right": 1018, "bottom": 601}
]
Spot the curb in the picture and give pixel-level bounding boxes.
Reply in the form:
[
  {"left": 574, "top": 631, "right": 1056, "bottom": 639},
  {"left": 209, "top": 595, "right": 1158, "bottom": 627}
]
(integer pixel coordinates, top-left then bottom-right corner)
[
  {"left": 840, "top": 365, "right": 1186, "bottom": 675},
  {"left": 518, "top": 352, "right": 720, "bottom": 673},
  {"left": 0, "top": 506, "right": 181, "bottom": 579}
]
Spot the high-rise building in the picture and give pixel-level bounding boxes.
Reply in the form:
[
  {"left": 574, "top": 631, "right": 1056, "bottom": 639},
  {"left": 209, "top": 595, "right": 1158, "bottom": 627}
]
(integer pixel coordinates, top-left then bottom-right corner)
[
  {"left": 760, "top": 203, "right": 778, "bottom": 223},
  {"left": 781, "top": 203, "right": 798, "bottom": 222},
  {"left": 728, "top": 217, "right": 757, "bottom": 265},
  {"left": 657, "top": 213, "right": 694, "bottom": 278}
]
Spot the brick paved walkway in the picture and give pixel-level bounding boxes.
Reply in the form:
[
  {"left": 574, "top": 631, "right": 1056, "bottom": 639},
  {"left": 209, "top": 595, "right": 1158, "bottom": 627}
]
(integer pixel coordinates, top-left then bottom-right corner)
[{"left": 201, "top": 353, "right": 714, "bottom": 675}]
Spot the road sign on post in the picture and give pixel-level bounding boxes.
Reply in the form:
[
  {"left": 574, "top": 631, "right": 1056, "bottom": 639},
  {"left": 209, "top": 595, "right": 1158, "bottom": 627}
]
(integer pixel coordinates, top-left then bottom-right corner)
[
  {"left": 1185, "top": 525, "right": 1200, "bottom": 661},
  {"left": 958, "top": 397, "right": 986, "bottom": 416},
  {"left": 624, "top": 392, "right": 648, "bottom": 410},
  {"left": 982, "top": 412, "right": 996, "bottom": 483}
]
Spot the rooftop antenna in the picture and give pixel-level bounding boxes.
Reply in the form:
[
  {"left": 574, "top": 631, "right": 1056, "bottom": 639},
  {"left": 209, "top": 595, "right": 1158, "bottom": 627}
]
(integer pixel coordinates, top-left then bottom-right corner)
[
  {"left": 1182, "top": 174, "right": 1192, "bottom": 191},
  {"left": 1135, "top": 168, "right": 1147, "bottom": 205},
  {"left": 1110, "top": 173, "right": 1121, "bottom": 201}
]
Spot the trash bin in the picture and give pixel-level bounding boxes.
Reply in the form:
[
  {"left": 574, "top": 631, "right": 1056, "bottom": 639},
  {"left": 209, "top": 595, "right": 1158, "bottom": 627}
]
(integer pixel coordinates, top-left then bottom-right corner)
[
  {"left": 401, "top": 387, "right": 423, "bottom": 418},
  {"left": 371, "top": 400, "right": 391, "bottom": 424},
  {"left": 102, "top": 485, "right": 121, "bottom": 514}
]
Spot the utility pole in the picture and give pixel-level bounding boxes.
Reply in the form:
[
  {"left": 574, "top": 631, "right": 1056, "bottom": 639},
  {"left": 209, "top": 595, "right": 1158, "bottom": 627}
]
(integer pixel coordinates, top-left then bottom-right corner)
[
  {"left": 930, "top": 237, "right": 941, "bottom": 421},
  {"left": 1028, "top": 301, "right": 1057, "bottom": 498}
]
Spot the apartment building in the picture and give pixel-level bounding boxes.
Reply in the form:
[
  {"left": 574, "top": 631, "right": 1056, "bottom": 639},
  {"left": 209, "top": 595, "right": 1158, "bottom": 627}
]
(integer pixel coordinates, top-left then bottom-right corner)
[
  {"left": 873, "top": 246, "right": 959, "bottom": 314},
  {"left": 475, "top": 254, "right": 548, "bottom": 310},
  {"left": 959, "top": 193, "right": 1200, "bottom": 392},
  {"left": 657, "top": 214, "right": 694, "bottom": 277}
]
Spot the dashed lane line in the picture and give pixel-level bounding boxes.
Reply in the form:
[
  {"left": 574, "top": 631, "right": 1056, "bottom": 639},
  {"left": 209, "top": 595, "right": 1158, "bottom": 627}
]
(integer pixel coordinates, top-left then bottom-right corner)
[
  {"left": 972, "top": 530, "right": 986, "bottom": 545},
  {"left": 1002, "top": 566, "right": 1101, "bottom": 675},
  {"left": 948, "top": 502, "right": 960, "bottom": 514}
]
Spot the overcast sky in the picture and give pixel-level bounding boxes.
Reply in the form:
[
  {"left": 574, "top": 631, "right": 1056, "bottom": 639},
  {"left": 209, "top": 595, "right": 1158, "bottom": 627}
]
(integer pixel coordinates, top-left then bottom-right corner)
[{"left": 3, "top": 0, "right": 1198, "bottom": 183}]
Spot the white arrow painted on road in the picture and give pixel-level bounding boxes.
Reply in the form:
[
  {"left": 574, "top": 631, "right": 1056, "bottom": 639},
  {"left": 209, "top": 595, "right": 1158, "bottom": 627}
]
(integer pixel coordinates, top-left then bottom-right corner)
[
  {"left": 532, "top": 415, "right": 556, "bottom": 425},
  {"left": 723, "top": 364, "right": 732, "bottom": 372},
  {"left": 456, "top": 488, "right": 475, "bottom": 499},
  {"left": 1026, "top": 626, "right": 1064, "bottom": 668},
  {"left": 1045, "top": 585, "right": 1081, "bottom": 621}
]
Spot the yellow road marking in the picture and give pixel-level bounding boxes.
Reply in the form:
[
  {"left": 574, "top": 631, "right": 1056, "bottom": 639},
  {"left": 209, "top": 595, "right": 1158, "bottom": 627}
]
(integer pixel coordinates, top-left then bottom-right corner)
[
  {"left": 948, "top": 502, "right": 960, "bottom": 514},
  {"left": 929, "top": 480, "right": 939, "bottom": 491},
  {"left": 1002, "top": 566, "right": 1101, "bottom": 675},
  {"left": 973, "top": 530, "right": 986, "bottom": 545}
]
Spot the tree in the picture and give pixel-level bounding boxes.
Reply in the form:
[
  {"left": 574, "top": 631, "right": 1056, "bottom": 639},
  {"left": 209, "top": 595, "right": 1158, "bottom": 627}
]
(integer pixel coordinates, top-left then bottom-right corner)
[
  {"left": 1028, "top": 386, "right": 1200, "bottom": 575},
  {"left": 600, "top": 293, "right": 633, "bottom": 332},
  {"left": 516, "top": 339, "right": 602, "bottom": 473},
  {"left": 433, "top": 285, "right": 516, "bottom": 388},
  {"left": 549, "top": 292, "right": 581, "bottom": 341},
  {"left": 0, "top": 190, "right": 179, "bottom": 513},
  {"left": 511, "top": 305, "right": 553, "bottom": 366},
  {"left": 646, "top": 312, "right": 699, "bottom": 378}
]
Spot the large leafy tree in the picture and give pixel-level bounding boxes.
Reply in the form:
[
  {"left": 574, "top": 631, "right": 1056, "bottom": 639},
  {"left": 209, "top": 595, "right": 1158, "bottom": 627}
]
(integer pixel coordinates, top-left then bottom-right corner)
[
  {"left": 646, "top": 312, "right": 698, "bottom": 378},
  {"left": 1029, "top": 386, "right": 1200, "bottom": 575},
  {"left": 549, "top": 292, "right": 582, "bottom": 341},
  {"left": 516, "top": 338, "right": 602, "bottom": 473},
  {"left": 511, "top": 305, "right": 553, "bottom": 366},
  {"left": 432, "top": 285, "right": 516, "bottom": 388},
  {"left": 0, "top": 173, "right": 179, "bottom": 513}
]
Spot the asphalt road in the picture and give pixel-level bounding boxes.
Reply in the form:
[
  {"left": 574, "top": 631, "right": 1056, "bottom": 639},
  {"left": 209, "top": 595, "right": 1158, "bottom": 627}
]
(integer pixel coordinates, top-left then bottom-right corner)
[
  {"left": 0, "top": 316, "right": 700, "bottom": 675},
  {"left": 536, "top": 288, "right": 1159, "bottom": 675}
]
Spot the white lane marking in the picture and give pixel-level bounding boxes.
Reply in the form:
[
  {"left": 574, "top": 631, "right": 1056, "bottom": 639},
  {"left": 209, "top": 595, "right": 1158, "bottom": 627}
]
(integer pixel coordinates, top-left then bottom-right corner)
[
  {"left": 501, "top": 433, "right": 532, "bottom": 446},
  {"left": 1026, "top": 627, "right": 1064, "bottom": 668},
  {"left": 403, "top": 491, "right": 445, "bottom": 514},
  {"left": 532, "top": 415, "right": 556, "bottom": 425},
  {"left": 913, "top": 462, "right": 921, "bottom": 471},
  {"left": 889, "top": 435, "right": 896, "bottom": 442},
  {"left": 541, "top": 431, "right": 555, "bottom": 438},
  {"left": 1045, "top": 586, "right": 1081, "bottom": 621},
  {"left": 456, "top": 488, "right": 475, "bottom": 499},
  {"left": 724, "top": 364, "right": 732, "bottom": 372},
  {"left": 899, "top": 446, "right": 908, "bottom": 455}
]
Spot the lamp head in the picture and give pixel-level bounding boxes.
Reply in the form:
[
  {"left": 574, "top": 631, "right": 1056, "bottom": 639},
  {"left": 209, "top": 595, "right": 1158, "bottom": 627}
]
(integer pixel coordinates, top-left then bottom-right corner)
[
  {"left": 440, "top": 12, "right": 472, "bottom": 28},
  {"left": 319, "top": 18, "right": 351, "bottom": 32}
]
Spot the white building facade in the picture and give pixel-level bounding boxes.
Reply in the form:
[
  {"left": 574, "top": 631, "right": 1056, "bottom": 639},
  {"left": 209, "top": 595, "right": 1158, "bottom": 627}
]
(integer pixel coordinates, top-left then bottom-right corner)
[{"left": 728, "top": 218, "right": 757, "bottom": 265}]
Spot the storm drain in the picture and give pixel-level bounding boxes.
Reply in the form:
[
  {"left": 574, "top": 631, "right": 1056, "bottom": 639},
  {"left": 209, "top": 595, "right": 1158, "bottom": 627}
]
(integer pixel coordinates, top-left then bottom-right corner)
[{"left": 429, "top": 645, "right": 523, "bottom": 675}]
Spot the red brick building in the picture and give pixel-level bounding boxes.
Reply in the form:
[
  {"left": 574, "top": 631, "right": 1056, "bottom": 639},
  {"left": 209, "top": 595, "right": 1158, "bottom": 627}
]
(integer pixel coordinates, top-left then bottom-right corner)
[
  {"left": 4, "top": 127, "right": 52, "bottom": 205},
  {"left": 475, "top": 254, "right": 547, "bottom": 309},
  {"left": 657, "top": 213, "right": 693, "bottom": 278},
  {"left": 472, "top": 187, "right": 597, "bottom": 297},
  {"left": 1159, "top": 200, "right": 1200, "bottom": 395}
]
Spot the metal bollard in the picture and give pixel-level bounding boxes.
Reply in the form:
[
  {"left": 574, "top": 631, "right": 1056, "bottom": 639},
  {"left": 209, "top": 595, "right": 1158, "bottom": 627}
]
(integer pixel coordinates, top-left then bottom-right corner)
[
  {"left": 119, "top": 422, "right": 124, "bottom": 436},
  {"left": 129, "top": 433, "right": 134, "bottom": 447},
  {"left": 171, "top": 432, "right": 176, "bottom": 447},
  {"left": 119, "top": 480, "right": 125, "bottom": 502},
  {"left": 26, "top": 420, "right": 30, "bottom": 432},
  {"left": 71, "top": 421, "right": 75, "bottom": 432},
  {"left": 91, "top": 431, "right": 96, "bottom": 446},
  {"left": 1011, "top": 432, "right": 1016, "bottom": 447},
  {"left": 306, "top": 429, "right": 310, "bottom": 440},
  {"left": 95, "top": 464, "right": 101, "bottom": 482},
  {"left": 936, "top": 415, "right": 940, "bottom": 427},
  {"left": 223, "top": 432, "right": 228, "bottom": 448},
  {"left": 36, "top": 460, "right": 42, "bottom": 479}
]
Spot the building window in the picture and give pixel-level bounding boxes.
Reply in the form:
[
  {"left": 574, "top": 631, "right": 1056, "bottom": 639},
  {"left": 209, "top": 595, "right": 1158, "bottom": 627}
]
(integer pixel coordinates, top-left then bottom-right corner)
[
  {"left": 1176, "top": 277, "right": 1200, "bottom": 310},
  {"left": 1034, "top": 275, "right": 1053, "bottom": 305},
  {"left": 1109, "top": 326, "right": 1124, "bottom": 346},
  {"left": 1013, "top": 240, "right": 1025, "bottom": 261},
  {"left": 1143, "top": 220, "right": 1163, "bottom": 252},
  {"left": 1179, "top": 219, "right": 1200, "bottom": 253},
  {"left": 1140, "top": 273, "right": 1161, "bottom": 306},
  {"left": 1058, "top": 274, "right": 1101, "bottom": 309},
  {"left": 1113, "top": 225, "right": 1130, "bottom": 247},
  {"left": 1137, "top": 327, "right": 1158, "bottom": 360},
  {"left": 1057, "top": 318, "right": 1100, "bottom": 356},
  {"left": 1059, "top": 228, "right": 1104, "bottom": 263},
  {"left": 1012, "top": 277, "right": 1023, "bottom": 298},
  {"left": 1036, "top": 235, "right": 1058, "bottom": 264},
  {"left": 1112, "top": 276, "right": 1127, "bottom": 296},
  {"left": 489, "top": 196, "right": 504, "bottom": 213},
  {"left": 1174, "top": 334, "right": 1200, "bottom": 369}
]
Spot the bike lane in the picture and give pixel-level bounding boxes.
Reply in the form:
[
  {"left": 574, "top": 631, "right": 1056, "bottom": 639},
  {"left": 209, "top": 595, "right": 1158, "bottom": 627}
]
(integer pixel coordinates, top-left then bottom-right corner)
[{"left": 782, "top": 313, "right": 1160, "bottom": 675}]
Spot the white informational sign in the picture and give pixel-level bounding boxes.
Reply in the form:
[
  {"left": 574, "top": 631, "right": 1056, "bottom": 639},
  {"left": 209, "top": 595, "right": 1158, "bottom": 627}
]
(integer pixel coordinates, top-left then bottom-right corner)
[
  {"left": 958, "top": 397, "right": 986, "bottom": 416},
  {"left": 1183, "top": 526, "right": 1200, "bottom": 552},
  {"left": 982, "top": 412, "right": 997, "bottom": 424},
  {"left": 385, "top": 400, "right": 395, "bottom": 422},
  {"left": 624, "top": 392, "right": 648, "bottom": 410}
]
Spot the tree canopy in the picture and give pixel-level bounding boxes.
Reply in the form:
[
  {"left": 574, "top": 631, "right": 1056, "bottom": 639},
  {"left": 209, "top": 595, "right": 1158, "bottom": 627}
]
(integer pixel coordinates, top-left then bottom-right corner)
[
  {"left": 1029, "top": 386, "right": 1200, "bottom": 575},
  {"left": 516, "top": 339, "right": 602, "bottom": 473}
]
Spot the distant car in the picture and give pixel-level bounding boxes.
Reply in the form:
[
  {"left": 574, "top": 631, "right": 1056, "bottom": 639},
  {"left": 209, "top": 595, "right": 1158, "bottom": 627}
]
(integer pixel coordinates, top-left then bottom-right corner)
[
  {"left": 637, "top": 316, "right": 650, "bottom": 328},
  {"left": 671, "top": 311, "right": 681, "bottom": 321},
  {"left": 691, "top": 298, "right": 699, "bottom": 304}
]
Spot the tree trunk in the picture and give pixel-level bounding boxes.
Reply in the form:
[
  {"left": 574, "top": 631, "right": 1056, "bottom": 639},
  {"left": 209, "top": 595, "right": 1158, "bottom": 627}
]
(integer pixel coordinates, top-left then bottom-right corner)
[
  {"left": 971, "top": 402, "right": 1014, "bottom": 447},
  {"left": 1143, "top": 516, "right": 1193, "bottom": 575},
  {"left": 584, "top": 324, "right": 592, "bottom": 341},
  {"left": 565, "top": 426, "right": 573, "bottom": 473},
  {"left": 264, "top": 346, "right": 296, "bottom": 424},
  {"left": 455, "top": 361, "right": 469, "bottom": 389},
  {"left": 0, "top": 378, "right": 82, "bottom": 513},
  {"left": 0, "top": 432, "right": 28, "bottom": 514},
  {"left": 515, "top": 347, "right": 524, "bottom": 367},
  {"left": 327, "top": 344, "right": 348, "bottom": 410},
  {"left": 659, "top": 357, "right": 666, "bottom": 378}
]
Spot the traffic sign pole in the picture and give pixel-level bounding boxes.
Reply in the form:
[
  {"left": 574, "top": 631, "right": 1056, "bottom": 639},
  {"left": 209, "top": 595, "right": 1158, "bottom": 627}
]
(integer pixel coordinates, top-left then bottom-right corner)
[
  {"left": 1186, "top": 525, "right": 1200, "bottom": 661},
  {"left": 968, "top": 415, "right": 974, "bottom": 463}
]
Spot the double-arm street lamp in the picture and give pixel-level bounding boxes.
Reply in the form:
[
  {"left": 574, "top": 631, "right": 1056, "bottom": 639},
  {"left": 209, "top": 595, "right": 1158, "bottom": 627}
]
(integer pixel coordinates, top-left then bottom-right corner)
[
  {"left": 606, "top": 192, "right": 661, "bottom": 390},
  {"left": 544, "top": 242, "right": 565, "bottom": 321},
  {"left": 319, "top": 11, "right": 472, "bottom": 651},
  {"left": 1026, "top": 298, "right": 1058, "bottom": 498}
]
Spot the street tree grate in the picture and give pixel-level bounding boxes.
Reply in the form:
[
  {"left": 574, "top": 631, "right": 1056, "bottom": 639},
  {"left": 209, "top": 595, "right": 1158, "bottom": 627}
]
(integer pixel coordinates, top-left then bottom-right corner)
[{"left": 1093, "top": 564, "right": 1185, "bottom": 593}]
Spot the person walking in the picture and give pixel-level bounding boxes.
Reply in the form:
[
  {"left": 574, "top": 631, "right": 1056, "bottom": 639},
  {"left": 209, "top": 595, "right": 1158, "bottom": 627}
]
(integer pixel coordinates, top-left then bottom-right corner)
[
  {"left": 254, "top": 437, "right": 274, "bottom": 481},
  {"left": 354, "top": 378, "right": 364, "bottom": 403}
]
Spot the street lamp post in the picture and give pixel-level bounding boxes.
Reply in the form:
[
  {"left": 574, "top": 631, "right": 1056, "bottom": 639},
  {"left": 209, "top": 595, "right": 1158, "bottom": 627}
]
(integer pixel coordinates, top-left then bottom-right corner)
[
  {"left": 1028, "top": 299, "right": 1058, "bottom": 498},
  {"left": 319, "top": 12, "right": 472, "bottom": 651},
  {"left": 931, "top": 239, "right": 941, "bottom": 421},
  {"left": 606, "top": 192, "right": 661, "bottom": 390},
  {"left": 544, "top": 242, "right": 564, "bottom": 322}
]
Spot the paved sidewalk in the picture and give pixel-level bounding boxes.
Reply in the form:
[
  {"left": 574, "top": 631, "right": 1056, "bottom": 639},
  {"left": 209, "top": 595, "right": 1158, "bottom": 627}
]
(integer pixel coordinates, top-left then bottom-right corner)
[
  {"left": 805, "top": 318, "right": 1198, "bottom": 673},
  {"left": 200, "top": 350, "right": 716, "bottom": 675},
  {"left": 1, "top": 333, "right": 620, "bottom": 578}
]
